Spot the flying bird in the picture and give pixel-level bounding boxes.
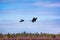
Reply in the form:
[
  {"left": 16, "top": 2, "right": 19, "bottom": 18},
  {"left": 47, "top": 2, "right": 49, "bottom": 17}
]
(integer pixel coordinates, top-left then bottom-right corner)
[
  {"left": 31, "top": 17, "right": 37, "bottom": 23},
  {"left": 19, "top": 17, "right": 37, "bottom": 23},
  {"left": 19, "top": 19, "right": 24, "bottom": 22}
]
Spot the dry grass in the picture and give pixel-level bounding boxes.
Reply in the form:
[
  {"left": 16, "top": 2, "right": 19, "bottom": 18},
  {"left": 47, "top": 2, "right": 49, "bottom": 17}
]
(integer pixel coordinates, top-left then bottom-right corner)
[{"left": 0, "top": 32, "right": 60, "bottom": 40}]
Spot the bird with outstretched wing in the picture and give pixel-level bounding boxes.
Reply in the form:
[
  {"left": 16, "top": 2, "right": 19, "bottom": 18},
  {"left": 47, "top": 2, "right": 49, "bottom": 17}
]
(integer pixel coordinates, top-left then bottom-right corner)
[
  {"left": 19, "top": 19, "right": 24, "bottom": 22},
  {"left": 19, "top": 17, "right": 37, "bottom": 23},
  {"left": 31, "top": 17, "right": 37, "bottom": 23}
]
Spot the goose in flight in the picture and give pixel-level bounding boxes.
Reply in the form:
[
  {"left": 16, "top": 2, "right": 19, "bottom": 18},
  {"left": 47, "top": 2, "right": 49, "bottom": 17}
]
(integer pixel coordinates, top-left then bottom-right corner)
[
  {"left": 19, "top": 17, "right": 37, "bottom": 23},
  {"left": 31, "top": 17, "right": 37, "bottom": 23},
  {"left": 19, "top": 19, "right": 24, "bottom": 22}
]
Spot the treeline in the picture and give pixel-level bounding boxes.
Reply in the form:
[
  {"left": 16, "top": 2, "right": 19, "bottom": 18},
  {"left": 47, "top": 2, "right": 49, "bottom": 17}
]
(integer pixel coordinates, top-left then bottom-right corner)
[{"left": 0, "top": 32, "right": 60, "bottom": 38}]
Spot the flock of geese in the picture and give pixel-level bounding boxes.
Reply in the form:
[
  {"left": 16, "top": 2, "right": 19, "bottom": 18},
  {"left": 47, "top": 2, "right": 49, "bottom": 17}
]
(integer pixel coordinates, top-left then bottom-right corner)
[{"left": 19, "top": 17, "right": 37, "bottom": 23}]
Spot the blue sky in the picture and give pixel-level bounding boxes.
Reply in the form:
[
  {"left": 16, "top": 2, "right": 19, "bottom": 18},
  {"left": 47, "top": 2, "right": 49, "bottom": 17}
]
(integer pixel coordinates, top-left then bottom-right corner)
[{"left": 0, "top": 0, "right": 60, "bottom": 34}]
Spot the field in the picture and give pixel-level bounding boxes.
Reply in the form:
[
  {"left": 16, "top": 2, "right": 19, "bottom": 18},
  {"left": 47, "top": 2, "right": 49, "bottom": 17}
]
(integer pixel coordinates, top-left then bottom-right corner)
[
  {"left": 0, "top": 38, "right": 60, "bottom": 40},
  {"left": 0, "top": 32, "right": 60, "bottom": 40}
]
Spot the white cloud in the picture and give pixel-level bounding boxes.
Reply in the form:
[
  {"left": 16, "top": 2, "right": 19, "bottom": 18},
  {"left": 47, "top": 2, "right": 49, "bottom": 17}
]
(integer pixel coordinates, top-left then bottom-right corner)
[
  {"left": 0, "top": 19, "right": 60, "bottom": 34},
  {"left": 2, "top": 0, "right": 60, "bottom": 7},
  {"left": 1, "top": 10, "right": 57, "bottom": 15},
  {"left": 33, "top": 2, "right": 60, "bottom": 7}
]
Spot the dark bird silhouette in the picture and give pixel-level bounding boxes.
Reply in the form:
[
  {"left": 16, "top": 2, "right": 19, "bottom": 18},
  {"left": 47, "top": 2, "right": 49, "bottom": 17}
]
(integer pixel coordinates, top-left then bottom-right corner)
[
  {"left": 19, "top": 19, "right": 24, "bottom": 22},
  {"left": 31, "top": 17, "right": 37, "bottom": 23}
]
